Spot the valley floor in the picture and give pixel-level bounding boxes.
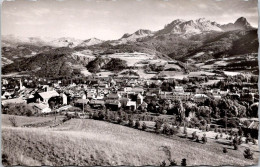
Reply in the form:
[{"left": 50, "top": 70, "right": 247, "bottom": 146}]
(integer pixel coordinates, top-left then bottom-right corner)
[{"left": 2, "top": 114, "right": 259, "bottom": 166}]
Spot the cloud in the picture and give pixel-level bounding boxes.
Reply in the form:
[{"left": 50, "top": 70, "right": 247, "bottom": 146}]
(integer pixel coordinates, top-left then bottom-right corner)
[
  {"left": 198, "top": 4, "right": 207, "bottom": 9},
  {"left": 32, "top": 8, "right": 50, "bottom": 16}
]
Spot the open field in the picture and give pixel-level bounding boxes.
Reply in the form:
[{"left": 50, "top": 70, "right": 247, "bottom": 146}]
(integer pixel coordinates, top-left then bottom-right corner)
[{"left": 2, "top": 114, "right": 259, "bottom": 166}]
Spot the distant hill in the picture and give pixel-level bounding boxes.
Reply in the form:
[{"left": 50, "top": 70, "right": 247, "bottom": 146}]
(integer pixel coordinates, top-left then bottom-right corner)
[{"left": 2, "top": 47, "right": 84, "bottom": 78}]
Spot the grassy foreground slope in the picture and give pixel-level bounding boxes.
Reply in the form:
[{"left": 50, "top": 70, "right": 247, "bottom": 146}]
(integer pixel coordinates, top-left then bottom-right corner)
[{"left": 2, "top": 115, "right": 259, "bottom": 166}]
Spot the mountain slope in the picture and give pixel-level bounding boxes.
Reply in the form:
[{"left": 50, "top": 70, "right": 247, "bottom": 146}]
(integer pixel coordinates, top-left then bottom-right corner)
[
  {"left": 182, "top": 29, "right": 258, "bottom": 61},
  {"left": 156, "top": 18, "right": 223, "bottom": 37},
  {"left": 2, "top": 47, "right": 83, "bottom": 78},
  {"left": 220, "top": 17, "right": 254, "bottom": 31},
  {"left": 78, "top": 38, "right": 103, "bottom": 47}
]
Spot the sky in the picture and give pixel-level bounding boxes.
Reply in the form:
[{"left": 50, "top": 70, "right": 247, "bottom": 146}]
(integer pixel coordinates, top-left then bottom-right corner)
[{"left": 2, "top": 0, "right": 258, "bottom": 40}]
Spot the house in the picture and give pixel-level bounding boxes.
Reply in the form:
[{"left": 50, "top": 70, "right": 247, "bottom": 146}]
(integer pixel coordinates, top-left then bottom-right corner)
[
  {"left": 120, "top": 97, "right": 130, "bottom": 108},
  {"left": 126, "top": 100, "right": 136, "bottom": 111},
  {"left": 172, "top": 92, "right": 192, "bottom": 101},
  {"left": 137, "top": 93, "right": 143, "bottom": 106},
  {"left": 132, "top": 87, "right": 144, "bottom": 95},
  {"left": 30, "top": 103, "right": 51, "bottom": 113},
  {"left": 193, "top": 94, "right": 209, "bottom": 103},
  {"left": 60, "top": 93, "right": 68, "bottom": 105},
  {"left": 89, "top": 99, "right": 105, "bottom": 109},
  {"left": 138, "top": 101, "right": 148, "bottom": 111},
  {"left": 37, "top": 90, "right": 59, "bottom": 104},
  {"left": 87, "top": 92, "right": 96, "bottom": 99},
  {"left": 75, "top": 99, "right": 89, "bottom": 108},
  {"left": 174, "top": 86, "right": 184, "bottom": 93},
  {"left": 1, "top": 91, "right": 12, "bottom": 99},
  {"left": 105, "top": 93, "right": 122, "bottom": 110},
  {"left": 240, "top": 93, "right": 254, "bottom": 103},
  {"left": 2, "top": 98, "right": 26, "bottom": 107}
]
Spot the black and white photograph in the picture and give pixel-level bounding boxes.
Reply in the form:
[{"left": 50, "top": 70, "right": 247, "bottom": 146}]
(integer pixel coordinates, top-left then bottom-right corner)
[{"left": 1, "top": 0, "right": 259, "bottom": 166}]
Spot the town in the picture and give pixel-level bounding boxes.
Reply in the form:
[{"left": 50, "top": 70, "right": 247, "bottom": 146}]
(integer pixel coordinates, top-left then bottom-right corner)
[{"left": 2, "top": 67, "right": 258, "bottom": 137}]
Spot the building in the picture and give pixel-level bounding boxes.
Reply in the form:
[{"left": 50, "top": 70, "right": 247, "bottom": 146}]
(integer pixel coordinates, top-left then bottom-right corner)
[
  {"left": 105, "top": 93, "right": 122, "bottom": 110},
  {"left": 30, "top": 103, "right": 51, "bottom": 113},
  {"left": 36, "top": 90, "right": 59, "bottom": 104},
  {"left": 2, "top": 98, "right": 26, "bottom": 107},
  {"left": 126, "top": 100, "right": 136, "bottom": 111},
  {"left": 174, "top": 86, "right": 184, "bottom": 93},
  {"left": 89, "top": 99, "right": 105, "bottom": 109},
  {"left": 193, "top": 94, "right": 209, "bottom": 103},
  {"left": 172, "top": 92, "right": 192, "bottom": 101}
]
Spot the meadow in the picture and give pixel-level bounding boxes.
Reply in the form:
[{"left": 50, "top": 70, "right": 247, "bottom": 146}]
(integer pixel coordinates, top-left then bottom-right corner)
[{"left": 2, "top": 114, "right": 259, "bottom": 166}]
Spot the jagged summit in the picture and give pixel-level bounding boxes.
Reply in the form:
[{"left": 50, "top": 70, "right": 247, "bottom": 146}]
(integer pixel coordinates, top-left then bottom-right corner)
[
  {"left": 156, "top": 18, "right": 223, "bottom": 36},
  {"left": 220, "top": 17, "right": 253, "bottom": 31}
]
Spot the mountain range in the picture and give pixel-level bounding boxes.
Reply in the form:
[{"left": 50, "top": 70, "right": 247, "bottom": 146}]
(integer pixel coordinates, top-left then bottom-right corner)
[
  {"left": 2, "top": 17, "right": 254, "bottom": 48},
  {"left": 1, "top": 17, "right": 258, "bottom": 78}
]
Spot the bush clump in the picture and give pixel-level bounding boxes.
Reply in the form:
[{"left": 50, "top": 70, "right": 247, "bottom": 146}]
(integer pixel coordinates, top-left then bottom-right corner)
[{"left": 244, "top": 148, "right": 254, "bottom": 160}]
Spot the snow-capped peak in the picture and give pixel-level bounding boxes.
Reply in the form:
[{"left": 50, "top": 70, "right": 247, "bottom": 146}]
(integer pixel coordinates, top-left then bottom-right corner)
[{"left": 78, "top": 38, "right": 103, "bottom": 47}]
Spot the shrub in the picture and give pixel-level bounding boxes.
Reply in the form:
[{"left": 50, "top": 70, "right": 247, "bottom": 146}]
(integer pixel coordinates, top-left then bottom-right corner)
[
  {"left": 160, "top": 160, "right": 166, "bottom": 166},
  {"left": 183, "top": 126, "right": 187, "bottom": 135},
  {"left": 162, "top": 123, "right": 171, "bottom": 135},
  {"left": 206, "top": 125, "right": 209, "bottom": 132},
  {"left": 223, "top": 147, "right": 228, "bottom": 153},
  {"left": 244, "top": 148, "right": 254, "bottom": 160},
  {"left": 215, "top": 135, "right": 219, "bottom": 140},
  {"left": 202, "top": 134, "right": 207, "bottom": 144},
  {"left": 155, "top": 120, "right": 163, "bottom": 133},
  {"left": 2, "top": 153, "right": 10, "bottom": 166},
  {"left": 135, "top": 120, "right": 140, "bottom": 129},
  {"left": 234, "top": 143, "right": 238, "bottom": 150},
  {"left": 169, "top": 159, "right": 177, "bottom": 166},
  {"left": 196, "top": 136, "right": 200, "bottom": 143},
  {"left": 238, "top": 137, "right": 243, "bottom": 145},
  {"left": 117, "top": 117, "right": 123, "bottom": 124},
  {"left": 181, "top": 158, "right": 187, "bottom": 166},
  {"left": 169, "top": 126, "right": 179, "bottom": 135},
  {"left": 98, "top": 111, "right": 105, "bottom": 120},
  {"left": 252, "top": 138, "right": 257, "bottom": 145},
  {"left": 128, "top": 118, "right": 134, "bottom": 127},
  {"left": 192, "top": 131, "right": 197, "bottom": 140},
  {"left": 9, "top": 116, "right": 17, "bottom": 127},
  {"left": 92, "top": 112, "right": 99, "bottom": 120},
  {"left": 238, "top": 127, "right": 243, "bottom": 136},
  {"left": 142, "top": 122, "right": 147, "bottom": 131},
  {"left": 233, "top": 137, "right": 238, "bottom": 150},
  {"left": 89, "top": 112, "right": 93, "bottom": 119}
]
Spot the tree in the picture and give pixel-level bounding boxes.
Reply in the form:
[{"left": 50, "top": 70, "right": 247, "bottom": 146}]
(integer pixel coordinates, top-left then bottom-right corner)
[
  {"left": 244, "top": 148, "right": 254, "bottom": 160},
  {"left": 192, "top": 131, "right": 197, "bottom": 140},
  {"left": 202, "top": 134, "right": 207, "bottom": 144},
  {"left": 215, "top": 135, "right": 219, "bottom": 140},
  {"left": 8, "top": 116, "right": 17, "bottom": 127},
  {"left": 160, "top": 160, "right": 166, "bottom": 166},
  {"left": 183, "top": 126, "right": 188, "bottom": 137},
  {"left": 135, "top": 120, "right": 140, "bottom": 129},
  {"left": 142, "top": 122, "right": 147, "bottom": 131},
  {"left": 128, "top": 118, "right": 134, "bottom": 127},
  {"left": 169, "top": 159, "right": 177, "bottom": 166},
  {"left": 49, "top": 101, "right": 56, "bottom": 123},
  {"left": 223, "top": 147, "right": 228, "bottom": 153},
  {"left": 181, "top": 158, "right": 187, "bottom": 166},
  {"left": 155, "top": 119, "right": 163, "bottom": 134},
  {"left": 162, "top": 123, "right": 171, "bottom": 135},
  {"left": 169, "top": 126, "right": 179, "bottom": 135},
  {"left": 233, "top": 137, "right": 239, "bottom": 150}
]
